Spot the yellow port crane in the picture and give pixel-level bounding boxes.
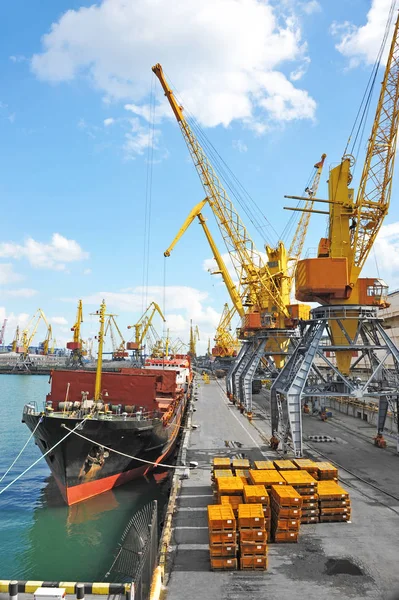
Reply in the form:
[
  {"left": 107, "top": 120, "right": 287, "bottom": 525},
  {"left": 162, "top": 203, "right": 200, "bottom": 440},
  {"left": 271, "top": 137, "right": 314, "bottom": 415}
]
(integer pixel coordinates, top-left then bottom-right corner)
[
  {"left": 11, "top": 326, "right": 20, "bottom": 353},
  {"left": 41, "top": 324, "right": 52, "bottom": 355},
  {"left": 156, "top": 63, "right": 324, "bottom": 330},
  {"left": 105, "top": 314, "right": 129, "bottom": 361},
  {"left": 127, "top": 302, "right": 166, "bottom": 354},
  {"left": 274, "top": 7, "right": 399, "bottom": 456},
  {"left": 19, "top": 309, "right": 49, "bottom": 356},
  {"left": 212, "top": 303, "right": 240, "bottom": 358},
  {"left": 189, "top": 320, "right": 200, "bottom": 357},
  {"left": 67, "top": 300, "right": 85, "bottom": 367}
]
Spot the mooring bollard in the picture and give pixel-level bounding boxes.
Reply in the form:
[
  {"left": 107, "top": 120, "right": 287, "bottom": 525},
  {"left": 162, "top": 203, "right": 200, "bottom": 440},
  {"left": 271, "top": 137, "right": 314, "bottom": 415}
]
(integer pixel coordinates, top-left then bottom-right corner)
[
  {"left": 9, "top": 581, "right": 18, "bottom": 600},
  {"left": 76, "top": 583, "right": 85, "bottom": 600}
]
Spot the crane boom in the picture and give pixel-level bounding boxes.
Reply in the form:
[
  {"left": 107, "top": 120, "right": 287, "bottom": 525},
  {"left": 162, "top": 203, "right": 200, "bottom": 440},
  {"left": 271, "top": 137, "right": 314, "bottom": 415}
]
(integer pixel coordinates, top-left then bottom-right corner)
[
  {"left": 351, "top": 12, "right": 399, "bottom": 277},
  {"left": 153, "top": 63, "right": 288, "bottom": 320},
  {"left": 165, "top": 199, "right": 245, "bottom": 317}
]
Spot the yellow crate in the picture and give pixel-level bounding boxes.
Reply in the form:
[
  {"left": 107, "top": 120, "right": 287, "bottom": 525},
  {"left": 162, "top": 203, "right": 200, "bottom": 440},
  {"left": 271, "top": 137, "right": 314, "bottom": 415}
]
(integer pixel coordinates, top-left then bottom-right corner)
[
  {"left": 232, "top": 458, "right": 250, "bottom": 469},
  {"left": 208, "top": 505, "right": 236, "bottom": 531},
  {"left": 254, "top": 460, "right": 275, "bottom": 470},
  {"left": 273, "top": 460, "right": 298, "bottom": 471},
  {"left": 217, "top": 476, "right": 244, "bottom": 495},
  {"left": 249, "top": 470, "right": 285, "bottom": 486},
  {"left": 213, "top": 469, "right": 234, "bottom": 479},
  {"left": 280, "top": 470, "right": 318, "bottom": 488},
  {"left": 292, "top": 458, "right": 319, "bottom": 474},
  {"left": 238, "top": 504, "right": 265, "bottom": 529},
  {"left": 213, "top": 457, "right": 231, "bottom": 469},
  {"left": 210, "top": 557, "right": 237, "bottom": 570},
  {"left": 316, "top": 462, "right": 338, "bottom": 480},
  {"left": 271, "top": 484, "right": 303, "bottom": 507},
  {"left": 317, "top": 481, "right": 350, "bottom": 500},
  {"left": 243, "top": 484, "right": 269, "bottom": 505}
]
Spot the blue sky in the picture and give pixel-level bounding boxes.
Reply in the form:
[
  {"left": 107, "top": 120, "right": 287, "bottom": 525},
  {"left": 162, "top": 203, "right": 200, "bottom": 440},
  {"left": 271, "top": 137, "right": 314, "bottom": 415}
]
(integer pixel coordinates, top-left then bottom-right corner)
[{"left": 1, "top": 0, "right": 399, "bottom": 353}]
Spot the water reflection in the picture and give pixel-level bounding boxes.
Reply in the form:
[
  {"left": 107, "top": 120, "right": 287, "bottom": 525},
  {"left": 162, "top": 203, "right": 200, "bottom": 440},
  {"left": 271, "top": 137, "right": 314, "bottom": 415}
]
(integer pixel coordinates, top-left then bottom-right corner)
[{"left": 21, "top": 471, "right": 170, "bottom": 582}]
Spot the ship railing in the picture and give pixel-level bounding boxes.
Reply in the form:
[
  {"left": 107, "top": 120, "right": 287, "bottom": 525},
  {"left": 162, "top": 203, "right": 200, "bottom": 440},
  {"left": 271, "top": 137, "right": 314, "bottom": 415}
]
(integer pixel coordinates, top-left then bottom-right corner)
[
  {"left": 44, "top": 404, "right": 163, "bottom": 421},
  {"left": 23, "top": 401, "right": 39, "bottom": 415}
]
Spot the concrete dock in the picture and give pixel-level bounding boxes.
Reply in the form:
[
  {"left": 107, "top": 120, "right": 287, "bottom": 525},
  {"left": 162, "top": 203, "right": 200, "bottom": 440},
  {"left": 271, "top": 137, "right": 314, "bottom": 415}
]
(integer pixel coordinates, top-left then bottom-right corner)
[{"left": 165, "top": 379, "right": 399, "bottom": 600}]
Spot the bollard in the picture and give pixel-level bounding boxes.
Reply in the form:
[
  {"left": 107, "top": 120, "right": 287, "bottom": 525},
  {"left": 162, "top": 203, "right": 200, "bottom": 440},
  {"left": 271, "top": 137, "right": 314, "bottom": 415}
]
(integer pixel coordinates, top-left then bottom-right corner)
[
  {"left": 76, "top": 583, "right": 85, "bottom": 600},
  {"left": 9, "top": 581, "right": 18, "bottom": 600}
]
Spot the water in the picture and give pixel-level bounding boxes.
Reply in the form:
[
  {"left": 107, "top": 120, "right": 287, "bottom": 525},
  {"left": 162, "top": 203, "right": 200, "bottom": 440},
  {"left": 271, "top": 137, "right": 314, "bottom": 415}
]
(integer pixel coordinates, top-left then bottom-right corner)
[{"left": 0, "top": 375, "right": 171, "bottom": 582}]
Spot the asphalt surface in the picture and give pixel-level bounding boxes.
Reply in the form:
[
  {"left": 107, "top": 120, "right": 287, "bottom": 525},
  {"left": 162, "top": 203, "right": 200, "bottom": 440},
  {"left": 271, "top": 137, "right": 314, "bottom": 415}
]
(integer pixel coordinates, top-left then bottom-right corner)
[{"left": 165, "top": 379, "right": 399, "bottom": 600}]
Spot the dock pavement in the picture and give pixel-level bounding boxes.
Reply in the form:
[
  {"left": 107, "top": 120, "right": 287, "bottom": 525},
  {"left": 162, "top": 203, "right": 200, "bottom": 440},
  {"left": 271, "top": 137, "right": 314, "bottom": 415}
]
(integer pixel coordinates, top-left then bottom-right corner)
[{"left": 165, "top": 378, "right": 399, "bottom": 600}]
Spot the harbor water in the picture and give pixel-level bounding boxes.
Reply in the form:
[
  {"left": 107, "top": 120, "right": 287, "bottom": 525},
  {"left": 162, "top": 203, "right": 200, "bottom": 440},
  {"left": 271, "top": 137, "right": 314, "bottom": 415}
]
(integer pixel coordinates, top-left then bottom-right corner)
[{"left": 0, "top": 375, "right": 171, "bottom": 582}]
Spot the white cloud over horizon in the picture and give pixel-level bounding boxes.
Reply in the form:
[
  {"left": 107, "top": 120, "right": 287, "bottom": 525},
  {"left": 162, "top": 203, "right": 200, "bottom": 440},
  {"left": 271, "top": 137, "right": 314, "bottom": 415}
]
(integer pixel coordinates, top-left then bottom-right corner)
[
  {"left": 0, "top": 233, "right": 89, "bottom": 271},
  {"left": 62, "top": 284, "right": 221, "bottom": 353},
  {"left": 51, "top": 316, "right": 68, "bottom": 325},
  {"left": 31, "top": 0, "right": 316, "bottom": 133}
]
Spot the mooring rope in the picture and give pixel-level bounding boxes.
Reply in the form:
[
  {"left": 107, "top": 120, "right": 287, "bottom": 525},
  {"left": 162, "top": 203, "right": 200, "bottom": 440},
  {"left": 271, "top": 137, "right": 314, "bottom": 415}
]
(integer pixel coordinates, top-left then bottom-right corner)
[
  {"left": 0, "top": 417, "right": 90, "bottom": 496},
  {"left": 0, "top": 417, "right": 43, "bottom": 483}
]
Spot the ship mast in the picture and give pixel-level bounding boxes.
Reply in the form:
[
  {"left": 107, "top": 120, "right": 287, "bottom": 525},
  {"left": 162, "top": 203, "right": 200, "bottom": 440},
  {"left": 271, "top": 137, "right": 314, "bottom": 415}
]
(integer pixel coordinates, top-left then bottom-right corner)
[{"left": 94, "top": 300, "right": 106, "bottom": 401}]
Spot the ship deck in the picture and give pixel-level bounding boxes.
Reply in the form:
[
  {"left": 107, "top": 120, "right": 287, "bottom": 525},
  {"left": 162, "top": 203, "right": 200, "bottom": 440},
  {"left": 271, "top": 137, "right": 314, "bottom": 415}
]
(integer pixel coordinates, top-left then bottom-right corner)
[{"left": 165, "top": 378, "right": 399, "bottom": 600}]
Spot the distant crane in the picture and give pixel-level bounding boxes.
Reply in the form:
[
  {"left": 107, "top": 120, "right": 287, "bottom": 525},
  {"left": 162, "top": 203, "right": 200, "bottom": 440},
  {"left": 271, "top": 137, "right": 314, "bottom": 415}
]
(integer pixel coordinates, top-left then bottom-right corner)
[
  {"left": 127, "top": 302, "right": 166, "bottom": 356},
  {"left": 189, "top": 321, "right": 200, "bottom": 357},
  {"left": 67, "top": 300, "right": 85, "bottom": 367},
  {"left": 105, "top": 315, "right": 129, "bottom": 361},
  {"left": 0, "top": 319, "right": 7, "bottom": 349},
  {"left": 15, "top": 309, "right": 49, "bottom": 370}
]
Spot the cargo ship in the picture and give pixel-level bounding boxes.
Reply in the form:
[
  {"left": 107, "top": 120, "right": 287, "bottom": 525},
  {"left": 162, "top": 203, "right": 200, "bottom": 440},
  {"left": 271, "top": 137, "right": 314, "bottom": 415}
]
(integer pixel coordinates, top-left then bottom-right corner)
[{"left": 22, "top": 301, "right": 192, "bottom": 505}]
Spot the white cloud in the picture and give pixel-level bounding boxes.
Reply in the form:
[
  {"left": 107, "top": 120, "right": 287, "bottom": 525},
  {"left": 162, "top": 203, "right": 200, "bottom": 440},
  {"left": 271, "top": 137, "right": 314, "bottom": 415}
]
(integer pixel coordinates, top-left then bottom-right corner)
[
  {"left": 331, "top": 0, "right": 395, "bottom": 67},
  {"left": 124, "top": 118, "right": 160, "bottom": 158},
  {"left": 232, "top": 139, "right": 248, "bottom": 153},
  {"left": 83, "top": 268, "right": 92, "bottom": 275},
  {"left": 301, "top": 1, "right": 321, "bottom": 15},
  {"left": 10, "top": 55, "right": 27, "bottom": 63},
  {"left": 51, "top": 316, "right": 68, "bottom": 325},
  {"left": 0, "top": 288, "right": 38, "bottom": 298},
  {"left": 0, "top": 233, "right": 89, "bottom": 271},
  {"left": 290, "top": 56, "right": 311, "bottom": 81},
  {"left": 31, "top": 0, "right": 316, "bottom": 129},
  {"left": 0, "top": 264, "right": 22, "bottom": 284},
  {"left": 364, "top": 221, "right": 399, "bottom": 288},
  {"left": 104, "top": 117, "right": 115, "bottom": 126},
  {"left": 0, "top": 307, "right": 30, "bottom": 343}
]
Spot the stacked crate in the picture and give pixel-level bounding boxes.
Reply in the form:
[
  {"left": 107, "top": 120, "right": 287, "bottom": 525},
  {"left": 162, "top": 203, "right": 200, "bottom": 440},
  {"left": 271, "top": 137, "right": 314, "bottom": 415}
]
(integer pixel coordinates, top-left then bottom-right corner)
[
  {"left": 237, "top": 504, "right": 268, "bottom": 569},
  {"left": 217, "top": 476, "right": 244, "bottom": 518},
  {"left": 318, "top": 481, "right": 351, "bottom": 523},
  {"left": 280, "top": 470, "right": 319, "bottom": 524},
  {"left": 273, "top": 459, "right": 298, "bottom": 471},
  {"left": 243, "top": 484, "right": 271, "bottom": 539},
  {"left": 270, "top": 485, "right": 302, "bottom": 542},
  {"left": 208, "top": 505, "right": 238, "bottom": 570},
  {"left": 293, "top": 458, "right": 319, "bottom": 480},
  {"left": 317, "top": 462, "right": 338, "bottom": 481},
  {"left": 253, "top": 460, "right": 275, "bottom": 470}
]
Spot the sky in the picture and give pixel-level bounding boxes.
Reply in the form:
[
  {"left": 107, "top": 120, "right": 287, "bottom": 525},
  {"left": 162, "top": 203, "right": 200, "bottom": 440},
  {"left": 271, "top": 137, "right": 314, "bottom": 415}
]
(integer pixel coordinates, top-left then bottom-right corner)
[{"left": 1, "top": 0, "right": 399, "bottom": 354}]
